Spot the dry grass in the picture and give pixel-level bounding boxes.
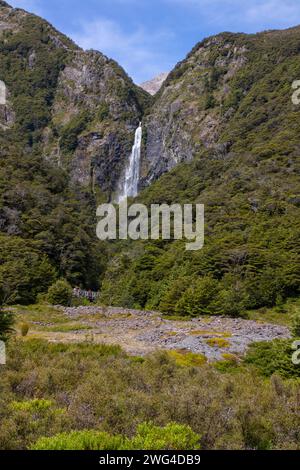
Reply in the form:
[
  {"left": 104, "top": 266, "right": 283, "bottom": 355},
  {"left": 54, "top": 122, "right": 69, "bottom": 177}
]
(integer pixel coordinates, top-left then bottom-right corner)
[{"left": 206, "top": 338, "right": 231, "bottom": 348}]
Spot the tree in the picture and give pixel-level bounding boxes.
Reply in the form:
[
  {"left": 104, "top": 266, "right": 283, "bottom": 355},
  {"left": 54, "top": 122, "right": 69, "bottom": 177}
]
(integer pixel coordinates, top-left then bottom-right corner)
[
  {"left": 175, "top": 276, "right": 220, "bottom": 317},
  {"left": 47, "top": 279, "right": 72, "bottom": 306},
  {"left": 0, "top": 287, "right": 14, "bottom": 342},
  {"left": 292, "top": 313, "right": 300, "bottom": 338}
]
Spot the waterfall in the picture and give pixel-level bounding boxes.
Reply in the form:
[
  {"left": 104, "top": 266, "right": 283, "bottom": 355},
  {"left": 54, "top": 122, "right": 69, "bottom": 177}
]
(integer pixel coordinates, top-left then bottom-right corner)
[
  {"left": 118, "top": 123, "right": 142, "bottom": 201},
  {"left": 0, "top": 80, "right": 6, "bottom": 105}
]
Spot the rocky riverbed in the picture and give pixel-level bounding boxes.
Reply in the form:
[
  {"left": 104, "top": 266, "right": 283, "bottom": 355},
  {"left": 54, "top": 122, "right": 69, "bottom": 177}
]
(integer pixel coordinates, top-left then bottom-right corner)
[{"left": 59, "top": 306, "right": 291, "bottom": 361}]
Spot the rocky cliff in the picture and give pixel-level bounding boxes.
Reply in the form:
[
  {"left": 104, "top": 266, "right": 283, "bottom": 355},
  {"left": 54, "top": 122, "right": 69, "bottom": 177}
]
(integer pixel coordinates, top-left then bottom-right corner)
[
  {"left": 0, "top": 0, "right": 150, "bottom": 200},
  {"left": 140, "top": 28, "right": 300, "bottom": 187},
  {"left": 140, "top": 72, "right": 169, "bottom": 95}
]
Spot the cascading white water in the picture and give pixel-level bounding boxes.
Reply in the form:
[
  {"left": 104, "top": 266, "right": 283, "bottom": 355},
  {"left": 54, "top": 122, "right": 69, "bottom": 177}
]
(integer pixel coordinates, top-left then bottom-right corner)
[{"left": 118, "top": 123, "right": 142, "bottom": 201}]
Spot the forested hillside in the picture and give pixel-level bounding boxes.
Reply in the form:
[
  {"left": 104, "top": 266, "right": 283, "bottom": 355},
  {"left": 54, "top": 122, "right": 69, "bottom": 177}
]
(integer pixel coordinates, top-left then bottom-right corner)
[
  {"left": 0, "top": 1, "right": 148, "bottom": 303},
  {"left": 101, "top": 28, "right": 300, "bottom": 315},
  {"left": 0, "top": 1, "right": 299, "bottom": 316}
]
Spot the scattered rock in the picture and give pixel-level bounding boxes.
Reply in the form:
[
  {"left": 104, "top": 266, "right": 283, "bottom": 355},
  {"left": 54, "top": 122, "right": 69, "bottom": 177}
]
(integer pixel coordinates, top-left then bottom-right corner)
[{"left": 60, "top": 306, "right": 291, "bottom": 361}]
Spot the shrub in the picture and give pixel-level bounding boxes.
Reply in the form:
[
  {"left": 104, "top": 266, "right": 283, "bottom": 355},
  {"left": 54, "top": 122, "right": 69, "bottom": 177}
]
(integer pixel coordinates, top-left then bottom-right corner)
[
  {"left": 0, "top": 309, "right": 14, "bottom": 342},
  {"left": 32, "top": 423, "right": 201, "bottom": 450},
  {"left": 0, "top": 236, "right": 57, "bottom": 305},
  {"left": 167, "top": 350, "right": 207, "bottom": 367},
  {"left": 244, "top": 339, "right": 300, "bottom": 378},
  {"left": 32, "top": 430, "right": 124, "bottom": 450},
  {"left": 20, "top": 322, "right": 29, "bottom": 337},
  {"left": 292, "top": 313, "right": 300, "bottom": 337},
  {"left": 10, "top": 399, "right": 53, "bottom": 413},
  {"left": 206, "top": 338, "right": 230, "bottom": 348},
  {"left": 159, "top": 276, "right": 193, "bottom": 314},
  {"left": 175, "top": 276, "right": 220, "bottom": 316},
  {"left": 124, "top": 422, "right": 201, "bottom": 450},
  {"left": 211, "top": 284, "right": 249, "bottom": 317},
  {"left": 0, "top": 288, "right": 14, "bottom": 342},
  {"left": 1, "top": 339, "right": 300, "bottom": 450},
  {"left": 47, "top": 280, "right": 72, "bottom": 306},
  {"left": 60, "top": 111, "right": 90, "bottom": 153}
]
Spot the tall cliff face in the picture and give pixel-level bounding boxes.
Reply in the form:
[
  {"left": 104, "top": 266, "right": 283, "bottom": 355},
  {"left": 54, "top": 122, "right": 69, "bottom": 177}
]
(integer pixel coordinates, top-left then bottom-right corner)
[
  {"left": 0, "top": 1, "right": 150, "bottom": 199},
  {"left": 46, "top": 48, "right": 149, "bottom": 197},
  {"left": 140, "top": 28, "right": 300, "bottom": 186}
]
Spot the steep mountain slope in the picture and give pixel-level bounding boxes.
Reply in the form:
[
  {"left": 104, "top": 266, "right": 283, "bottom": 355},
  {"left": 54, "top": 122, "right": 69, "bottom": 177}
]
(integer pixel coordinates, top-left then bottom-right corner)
[
  {"left": 141, "top": 28, "right": 300, "bottom": 185},
  {"left": 0, "top": 1, "right": 149, "bottom": 302},
  {"left": 101, "top": 28, "right": 300, "bottom": 315},
  {"left": 0, "top": 1, "right": 149, "bottom": 195},
  {"left": 140, "top": 72, "right": 169, "bottom": 95},
  {"left": 0, "top": 0, "right": 299, "bottom": 313}
]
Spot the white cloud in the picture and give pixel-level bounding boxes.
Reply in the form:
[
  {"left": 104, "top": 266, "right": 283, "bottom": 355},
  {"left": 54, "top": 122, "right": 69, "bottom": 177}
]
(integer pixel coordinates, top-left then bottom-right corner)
[{"left": 70, "top": 18, "right": 174, "bottom": 83}]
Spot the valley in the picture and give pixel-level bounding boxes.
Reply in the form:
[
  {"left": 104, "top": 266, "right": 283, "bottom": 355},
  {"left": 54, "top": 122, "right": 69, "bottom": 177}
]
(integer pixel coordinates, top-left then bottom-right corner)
[
  {"left": 0, "top": 0, "right": 299, "bottom": 452},
  {"left": 12, "top": 303, "right": 293, "bottom": 360}
]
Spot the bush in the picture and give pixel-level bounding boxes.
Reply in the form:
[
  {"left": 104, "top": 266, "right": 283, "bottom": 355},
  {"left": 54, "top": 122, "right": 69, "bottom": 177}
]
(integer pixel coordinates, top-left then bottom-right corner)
[
  {"left": 175, "top": 276, "right": 220, "bottom": 316},
  {"left": 159, "top": 276, "right": 193, "bottom": 314},
  {"left": 292, "top": 313, "right": 300, "bottom": 337},
  {"left": 47, "top": 280, "right": 72, "bottom": 306},
  {"left": 32, "top": 430, "right": 123, "bottom": 450},
  {"left": 10, "top": 399, "right": 53, "bottom": 413},
  {"left": 1, "top": 339, "right": 300, "bottom": 450},
  {"left": 0, "top": 310, "right": 14, "bottom": 342},
  {"left": 167, "top": 350, "right": 207, "bottom": 367},
  {"left": 60, "top": 111, "right": 90, "bottom": 153},
  {"left": 0, "top": 236, "right": 57, "bottom": 305},
  {"left": 31, "top": 423, "right": 200, "bottom": 450},
  {"left": 20, "top": 323, "right": 29, "bottom": 337},
  {"left": 211, "top": 281, "right": 249, "bottom": 317},
  {"left": 124, "top": 422, "right": 201, "bottom": 450},
  {"left": 0, "top": 287, "right": 14, "bottom": 342},
  {"left": 244, "top": 339, "right": 300, "bottom": 378}
]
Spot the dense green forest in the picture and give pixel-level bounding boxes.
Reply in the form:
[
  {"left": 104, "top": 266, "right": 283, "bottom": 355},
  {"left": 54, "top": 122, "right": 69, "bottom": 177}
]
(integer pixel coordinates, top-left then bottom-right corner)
[
  {"left": 100, "top": 29, "right": 300, "bottom": 315},
  {"left": 0, "top": 3, "right": 299, "bottom": 317}
]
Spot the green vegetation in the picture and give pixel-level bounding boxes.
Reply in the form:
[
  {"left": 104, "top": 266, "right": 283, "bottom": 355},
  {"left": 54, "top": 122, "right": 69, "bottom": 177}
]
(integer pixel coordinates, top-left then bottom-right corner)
[
  {"left": 47, "top": 280, "right": 72, "bottom": 306},
  {"left": 31, "top": 422, "right": 200, "bottom": 450},
  {"left": 0, "top": 5, "right": 299, "bottom": 316},
  {"left": 0, "top": 3, "right": 300, "bottom": 452},
  {"left": 0, "top": 338, "right": 298, "bottom": 450},
  {"left": 99, "top": 29, "right": 300, "bottom": 317},
  {"left": 244, "top": 339, "right": 300, "bottom": 378},
  {"left": 20, "top": 322, "right": 29, "bottom": 337},
  {"left": 0, "top": 3, "right": 149, "bottom": 304},
  {"left": 0, "top": 308, "right": 14, "bottom": 342},
  {"left": 59, "top": 111, "right": 91, "bottom": 153},
  {"left": 0, "top": 287, "right": 14, "bottom": 342},
  {"left": 167, "top": 350, "right": 207, "bottom": 367},
  {"left": 292, "top": 313, "right": 300, "bottom": 337},
  {"left": 206, "top": 337, "right": 230, "bottom": 348},
  {"left": 0, "top": 14, "right": 71, "bottom": 145}
]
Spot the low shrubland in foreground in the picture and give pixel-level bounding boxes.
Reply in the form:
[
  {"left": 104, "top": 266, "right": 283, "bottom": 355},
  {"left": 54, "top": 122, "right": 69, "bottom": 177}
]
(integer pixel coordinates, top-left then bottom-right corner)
[{"left": 0, "top": 338, "right": 299, "bottom": 450}]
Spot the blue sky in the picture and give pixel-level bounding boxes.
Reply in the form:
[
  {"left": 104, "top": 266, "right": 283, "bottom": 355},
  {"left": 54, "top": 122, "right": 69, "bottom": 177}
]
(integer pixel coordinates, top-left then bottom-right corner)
[{"left": 8, "top": 0, "right": 300, "bottom": 83}]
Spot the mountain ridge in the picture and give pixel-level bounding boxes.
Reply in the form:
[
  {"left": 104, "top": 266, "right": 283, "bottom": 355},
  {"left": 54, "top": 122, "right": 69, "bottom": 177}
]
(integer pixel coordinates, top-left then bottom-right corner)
[
  {"left": 140, "top": 72, "right": 169, "bottom": 95},
  {"left": 0, "top": 1, "right": 299, "bottom": 313}
]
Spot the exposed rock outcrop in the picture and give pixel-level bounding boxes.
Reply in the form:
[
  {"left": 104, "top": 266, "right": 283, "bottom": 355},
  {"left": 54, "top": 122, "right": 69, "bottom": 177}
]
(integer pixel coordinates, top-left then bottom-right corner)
[
  {"left": 140, "top": 35, "right": 248, "bottom": 186},
  {"left": 0, "top": 1, "right": 150, "bottom": 199},
  {"left": 140, "top": 72, "right": 169, "bottom": 95}
]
